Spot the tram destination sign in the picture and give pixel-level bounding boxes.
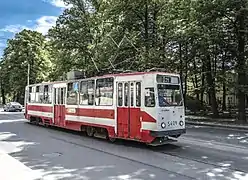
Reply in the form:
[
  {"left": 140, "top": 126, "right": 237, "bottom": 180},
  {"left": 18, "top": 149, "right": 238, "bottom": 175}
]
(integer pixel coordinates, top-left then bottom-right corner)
[{"left": 156, "top": 75, "right": 179, "bottom": 84}]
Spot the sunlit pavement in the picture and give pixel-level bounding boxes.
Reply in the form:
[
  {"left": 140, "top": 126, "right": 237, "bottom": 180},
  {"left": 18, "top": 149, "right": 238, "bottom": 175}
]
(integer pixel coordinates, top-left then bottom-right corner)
[
  {"left": 0, "top": 148, "right": 42, "bottom": 180},
  {"left": 0, "top": 113, "right": 247, "bottom": 180}
]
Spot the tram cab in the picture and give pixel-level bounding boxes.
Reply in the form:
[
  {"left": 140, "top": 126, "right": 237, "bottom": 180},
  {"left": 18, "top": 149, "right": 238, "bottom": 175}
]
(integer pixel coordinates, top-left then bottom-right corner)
[
  {"left": 115, "top": 72, "right": 185, "bottom": 145},
  {"left": 143, "top": 73, "right": 185, "bottom": 141}
]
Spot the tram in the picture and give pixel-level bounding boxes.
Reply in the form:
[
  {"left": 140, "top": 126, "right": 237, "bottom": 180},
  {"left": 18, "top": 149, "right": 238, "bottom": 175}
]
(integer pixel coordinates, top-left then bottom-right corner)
[{"left": 24, "top": 71, "right": 186, "bottom": 145}]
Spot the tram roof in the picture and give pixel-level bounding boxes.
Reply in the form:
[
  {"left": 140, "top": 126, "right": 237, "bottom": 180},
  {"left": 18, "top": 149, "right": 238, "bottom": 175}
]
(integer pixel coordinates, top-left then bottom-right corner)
[{"left": 27, "top": 71, "right": 179, "bottom": 87}]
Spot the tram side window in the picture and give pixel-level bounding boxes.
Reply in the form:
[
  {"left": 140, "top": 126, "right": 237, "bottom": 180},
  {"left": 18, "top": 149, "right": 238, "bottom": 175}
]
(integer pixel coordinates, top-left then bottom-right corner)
[
  {"left": 117, "top": 83, "right": 123, "bottom": 106},
  {"left": 28, "top": 87, "right": 32, "bottom": 103},
  {"left": 136, "top": 82, "right": 141, "bottom": 107},
  {"left": 38, "top": 86, "right": 44, "bottom": 103},
  {"left": 145, "top": 88, "right": 155, "bottom": 107},
  {"left": 67, "top": 82, "right": 79, "bottom": 105},
  {"left": 43, "top": 85, "right": 52, "bottom": 104},
  {"left": 43, "top": 85, "right": 48, "bottom": 103},
  {"left": 35, "top": 86, "right": 40, "bottom": 103},
  {"left": 48, "top": 85, "right": 52, "bottom": 103},
  {"left": 80, "top": 80, "right": 95, "bottom": 105},
  {"left": 88, "top": 80, "right": 95, "bottom": 105},
  {"left": 30, "top": 87, "right": 36, "bottom": 103},
  {"left": 130, "top": 83, "right": 134, "bottom": 107},
  {"left": 96, "top": 78, "right": 113, "bottom": 106},
  {"left": 80, "top": 81, "right": 88, "bottom": 105},
  {"left": 124, "top": 83, "right": 129, "bottom": 106}
]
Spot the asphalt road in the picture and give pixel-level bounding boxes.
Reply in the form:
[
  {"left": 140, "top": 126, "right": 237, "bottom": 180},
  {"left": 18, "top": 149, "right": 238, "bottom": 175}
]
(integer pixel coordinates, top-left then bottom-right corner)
[{"left": 0, "top": 111, "right": 247, "bottom": 180}]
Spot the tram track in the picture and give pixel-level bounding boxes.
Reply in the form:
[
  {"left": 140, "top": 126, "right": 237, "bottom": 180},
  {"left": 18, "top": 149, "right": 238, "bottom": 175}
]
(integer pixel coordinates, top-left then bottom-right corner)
[
  {"left": 49, "top": 135, "right": 196, "bottom": 180},
  {"left": 52, "top": 133, "right": 248, "bottom": 179}
]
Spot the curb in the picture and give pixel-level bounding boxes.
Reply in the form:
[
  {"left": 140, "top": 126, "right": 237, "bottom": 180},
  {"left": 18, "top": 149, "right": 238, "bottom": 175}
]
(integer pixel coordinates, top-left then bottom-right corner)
[{"left": 186, "top": 120, "right": 248, "bottom": 130}]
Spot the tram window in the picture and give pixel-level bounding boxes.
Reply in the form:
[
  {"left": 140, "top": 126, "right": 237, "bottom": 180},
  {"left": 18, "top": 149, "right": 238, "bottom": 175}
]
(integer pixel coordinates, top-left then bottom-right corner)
[
  {"left": 35, "top": 86, "right": 40, "bottom": 103},
  {"left": 38, "top": 86, "right": 44, "bottom": 103},
  {"left": 48, "top": 85, "right": 52, "bottom": 103},
  {"left": 80, "top": 81, "right": 88, "bottom": 105},
  {"left": 88, "top": 80, "right": 95, "bottom": 105},
  {"left": 136, "top": 82, "right": 141, "bottom": 107},
  {"left": 28, "top": 87, "right": 32, "bottom": 103},
  {"left": 96, "top": 78, "right": 113, "bottom": 106},
  {"left": 118, "top": 83, "right": 123, "bottom": 106},
  {"left": 124, "top": 83, "right": 129, "bottom": 106},
  {"left": 60, "top": 88, "right": 64, "bottom": 104},
  {"left": 130, "top": 83, "right": 134, "bottom": 107},
  {"left": 57, "top": 88, "right": 61, "bottom": 104},
  {"left": 145, "top": 88, "right": 155, "bottom": 107},
  {"left": 43, "top": 85, "right": 52, "bottom": 104},
  {"left": 54, "top": 89, "right": 57, "bottom": 104},
  {"left": 67, "top": 82, "right": 79, "bottom": 105},
  {"left": 80, "top": 80, "right": 95, "bottom": 105},
  {"left": 43, "top": 85, "right": 49, "bottom": 103},
  {"left": 30, "top": 87, "right": 36, "bottom": 103}
]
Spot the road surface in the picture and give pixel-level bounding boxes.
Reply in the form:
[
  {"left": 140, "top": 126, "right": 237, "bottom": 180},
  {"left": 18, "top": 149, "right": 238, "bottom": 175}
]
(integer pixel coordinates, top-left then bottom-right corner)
[{"left": 0, "top": 111, "right": 247, "bottom": 180}]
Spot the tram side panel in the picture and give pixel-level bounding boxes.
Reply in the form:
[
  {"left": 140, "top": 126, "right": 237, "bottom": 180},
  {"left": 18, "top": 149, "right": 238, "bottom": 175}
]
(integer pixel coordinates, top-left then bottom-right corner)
[{"left": 26, "top": 104, "right": 53, "bottom": 124}]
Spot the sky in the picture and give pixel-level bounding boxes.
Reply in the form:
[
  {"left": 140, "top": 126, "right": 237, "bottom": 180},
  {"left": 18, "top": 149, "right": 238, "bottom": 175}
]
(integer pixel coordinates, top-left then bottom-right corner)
[{"left": 0, "top": 0, "right": 72, "bottom": 57}]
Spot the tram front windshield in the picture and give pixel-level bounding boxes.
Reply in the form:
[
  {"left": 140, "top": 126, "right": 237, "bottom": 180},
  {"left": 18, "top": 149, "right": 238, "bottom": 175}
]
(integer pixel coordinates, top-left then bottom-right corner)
[{"left": 157, "top": 84, "right": 183, "bottom": 107}]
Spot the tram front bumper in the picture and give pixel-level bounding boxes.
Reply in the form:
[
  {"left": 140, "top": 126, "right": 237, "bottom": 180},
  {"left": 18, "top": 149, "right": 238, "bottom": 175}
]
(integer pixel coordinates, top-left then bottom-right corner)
[{"left": 150, "top": 128, "right": 186, "bottom": 137}]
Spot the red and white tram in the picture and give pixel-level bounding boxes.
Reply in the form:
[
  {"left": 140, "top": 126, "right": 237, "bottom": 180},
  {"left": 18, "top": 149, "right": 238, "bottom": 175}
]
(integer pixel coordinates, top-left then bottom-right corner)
[{"left": 24, "top": 72, "right": 186, "bottom": 145}]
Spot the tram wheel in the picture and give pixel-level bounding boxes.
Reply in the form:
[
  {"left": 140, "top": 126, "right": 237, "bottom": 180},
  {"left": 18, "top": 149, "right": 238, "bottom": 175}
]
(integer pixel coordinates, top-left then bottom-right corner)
[
  {"left": 86, "top": 126, "right": 95, "bottom": 137},
  {"left": 107, "top": 132, "right": 116, "bottom": 143},
  {"left": 108, "top": 137, "right": 116, "bottom": 143}
]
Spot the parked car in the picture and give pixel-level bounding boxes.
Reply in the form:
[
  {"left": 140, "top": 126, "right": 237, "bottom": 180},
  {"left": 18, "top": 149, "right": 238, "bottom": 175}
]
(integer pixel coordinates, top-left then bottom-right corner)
[{"left": 3, "top": 102, "right": 23, "bottom": 112}]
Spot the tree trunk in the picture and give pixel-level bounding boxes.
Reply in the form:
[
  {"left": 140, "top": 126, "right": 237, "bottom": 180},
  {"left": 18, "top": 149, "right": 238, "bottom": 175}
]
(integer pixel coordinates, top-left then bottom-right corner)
[
  {"left": 184, "top": 73, "right": 188, "bottom": 106},
  {"left": 204, "top": 55, "right": 218, "bottom": 117},
  {"left": 144, "top": 0, "right": 149, "bottom": 52},
  {"left": 208, "top": 92, "right": 211, "bottom": 106},
  {"left": 179, "top": 42, "right": 184, "bottom": 100},
  {"left": 193, "top": 58, "right": 199, "bottom": 100},
  {"left": 236, "top": 3, "right": 246, "bottom": 123},
  {"left": 152, "top": 3, "right": 158, "bottom": 45},
  {"left": 184, "top": 43, "right": 188, "bottom": 105},
  {"left": 0, "top": 81, "right": 6, "bottom": 105},
  {"left": 222, "top": 56, "right": 226, "bottom": 111},
  {"left": 246, "top": 95, "right": 248, "bottom": 108},
  {"left": 222, "top": 82, "right": 227, "bottom": 111},
  {"left": 200, "top": 65, "right": 205, "bottom": 106}
]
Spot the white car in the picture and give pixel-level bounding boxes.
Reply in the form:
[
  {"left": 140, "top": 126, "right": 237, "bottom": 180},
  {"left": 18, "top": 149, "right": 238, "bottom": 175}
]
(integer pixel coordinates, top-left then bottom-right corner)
[{"left": 3, "top": 102, "right": 23, "bottom": 112}]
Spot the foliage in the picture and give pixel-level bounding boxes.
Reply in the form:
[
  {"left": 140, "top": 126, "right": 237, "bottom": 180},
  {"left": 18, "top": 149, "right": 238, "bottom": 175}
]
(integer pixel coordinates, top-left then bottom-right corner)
[
  {"left": 0, "top": 30, "right": 52, "bottom": 103},
  {"left": 1, "top": 0, "right": 248, "bottom": 122}
]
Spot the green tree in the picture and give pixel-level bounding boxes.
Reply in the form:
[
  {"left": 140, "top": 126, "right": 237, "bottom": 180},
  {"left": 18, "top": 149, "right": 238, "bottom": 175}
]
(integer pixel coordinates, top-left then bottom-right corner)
[{"left": 1, "top": 29, "right": 52, "bottom": 103}]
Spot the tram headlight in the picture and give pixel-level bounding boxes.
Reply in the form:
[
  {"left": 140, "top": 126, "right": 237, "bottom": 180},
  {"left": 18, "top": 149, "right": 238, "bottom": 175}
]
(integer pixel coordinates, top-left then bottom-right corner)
[
  {"left": 161, "top": 122, "right": 166, "bottom": 129},
  {"left": 179, "top": 120, "right": 184, "bottom": 126}
]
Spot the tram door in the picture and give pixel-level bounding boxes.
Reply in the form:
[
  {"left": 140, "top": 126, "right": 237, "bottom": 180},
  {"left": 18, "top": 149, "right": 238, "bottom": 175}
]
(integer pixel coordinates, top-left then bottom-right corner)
[
  {"left": 116, "top": 81, "right": 142, "bottom": 139},
  {"left": 53, "top": 87, "right": 66, "bottom": 126}
]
